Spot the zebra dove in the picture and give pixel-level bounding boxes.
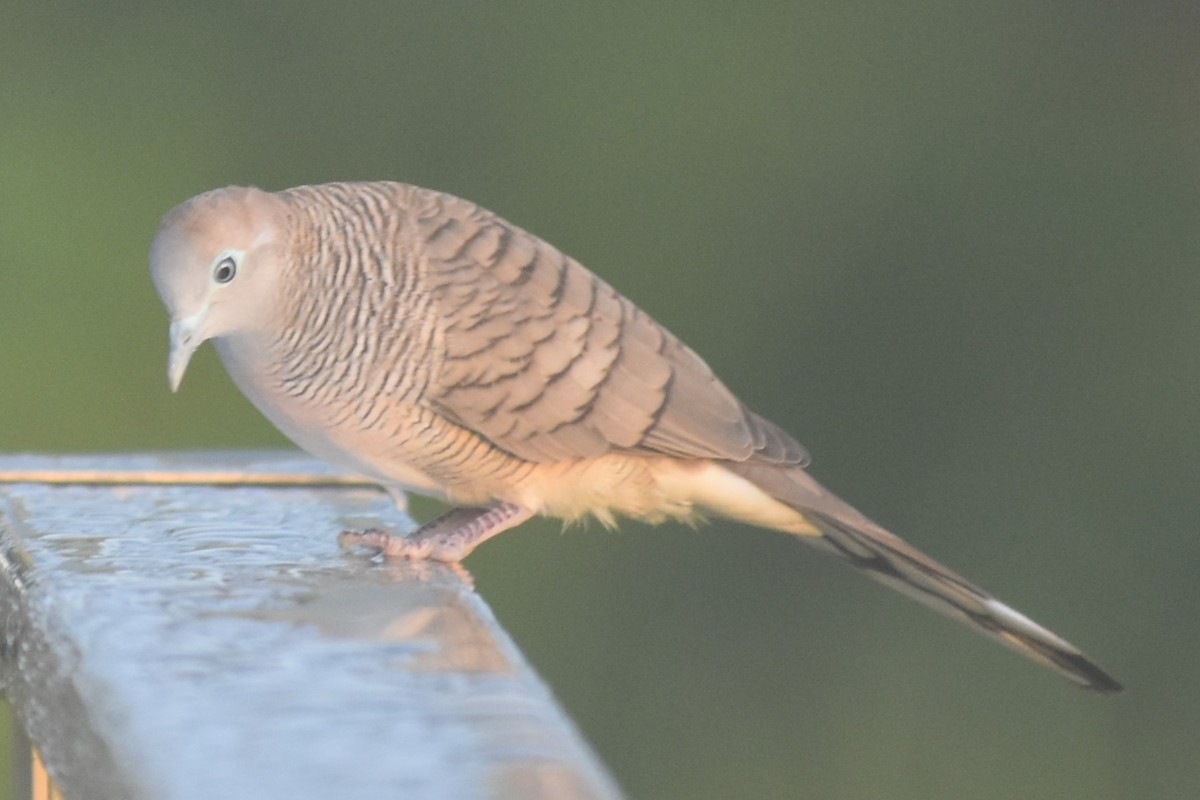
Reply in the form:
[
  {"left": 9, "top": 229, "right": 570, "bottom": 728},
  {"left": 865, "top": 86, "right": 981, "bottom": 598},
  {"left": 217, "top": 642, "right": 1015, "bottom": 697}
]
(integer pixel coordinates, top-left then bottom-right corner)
[{"left": 150, "top": 181, "right": 1121, "bottom": 692}]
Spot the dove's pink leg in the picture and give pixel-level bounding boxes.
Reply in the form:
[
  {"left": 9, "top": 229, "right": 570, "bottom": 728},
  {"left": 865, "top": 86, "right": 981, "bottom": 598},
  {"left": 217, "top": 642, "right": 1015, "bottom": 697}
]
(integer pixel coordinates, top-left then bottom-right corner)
[{"left": 340, "top": 502, "right": 534, "bottom": 562}]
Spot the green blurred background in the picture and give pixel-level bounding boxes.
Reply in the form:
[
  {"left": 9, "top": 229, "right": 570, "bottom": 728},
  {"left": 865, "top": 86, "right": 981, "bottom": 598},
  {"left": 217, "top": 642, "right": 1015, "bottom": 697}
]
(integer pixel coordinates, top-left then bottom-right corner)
[{"left": 2, "top": 2, "right": 1197, "bottom": 798}]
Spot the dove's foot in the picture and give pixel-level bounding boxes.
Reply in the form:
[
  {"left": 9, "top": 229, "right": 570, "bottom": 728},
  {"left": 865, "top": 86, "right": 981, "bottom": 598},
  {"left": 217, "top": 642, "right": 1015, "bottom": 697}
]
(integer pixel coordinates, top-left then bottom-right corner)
[{"left": 339, "top": 502, "right": 533, "bottom": 562}]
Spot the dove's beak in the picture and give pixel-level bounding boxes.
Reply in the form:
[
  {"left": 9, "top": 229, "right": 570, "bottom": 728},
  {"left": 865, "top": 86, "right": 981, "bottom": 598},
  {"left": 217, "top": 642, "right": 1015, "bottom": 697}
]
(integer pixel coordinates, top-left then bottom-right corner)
[{"left": 167, "top": 308, "right": 207, "bottom": 392}]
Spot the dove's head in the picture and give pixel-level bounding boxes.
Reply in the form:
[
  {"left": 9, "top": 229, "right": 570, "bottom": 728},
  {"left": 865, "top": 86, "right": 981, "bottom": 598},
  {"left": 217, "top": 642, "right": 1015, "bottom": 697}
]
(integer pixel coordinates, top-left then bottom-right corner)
[{"left": 150, "top": 186, "right": 289, "bottom": 391}]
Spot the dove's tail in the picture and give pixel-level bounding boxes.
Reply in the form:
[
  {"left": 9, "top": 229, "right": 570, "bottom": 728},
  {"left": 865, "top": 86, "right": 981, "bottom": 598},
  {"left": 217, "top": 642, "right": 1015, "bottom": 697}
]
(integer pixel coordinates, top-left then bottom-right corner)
[{"left": 694, "top": 460, "right": 1123, "bottom": 692}]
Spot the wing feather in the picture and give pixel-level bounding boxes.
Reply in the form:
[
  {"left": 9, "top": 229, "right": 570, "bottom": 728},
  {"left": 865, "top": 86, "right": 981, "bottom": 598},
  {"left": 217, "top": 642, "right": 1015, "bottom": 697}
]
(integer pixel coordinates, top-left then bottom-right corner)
[{"left": 415, "top": 189, "right": 809, "bottom": 467}]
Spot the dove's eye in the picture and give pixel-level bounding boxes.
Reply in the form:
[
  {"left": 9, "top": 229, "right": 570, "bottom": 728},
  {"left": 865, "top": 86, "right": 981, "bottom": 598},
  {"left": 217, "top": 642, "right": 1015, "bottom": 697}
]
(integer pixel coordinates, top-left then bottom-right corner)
[{"left": 213, "top": 256, "right": 237, "bottom": 284}]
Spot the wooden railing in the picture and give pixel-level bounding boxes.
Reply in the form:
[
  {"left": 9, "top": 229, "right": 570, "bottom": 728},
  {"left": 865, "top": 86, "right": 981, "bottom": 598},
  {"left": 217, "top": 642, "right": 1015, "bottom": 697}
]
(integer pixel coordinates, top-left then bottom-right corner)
[{"left": 0, "top": 452, "right": 623, "bottom": 800}]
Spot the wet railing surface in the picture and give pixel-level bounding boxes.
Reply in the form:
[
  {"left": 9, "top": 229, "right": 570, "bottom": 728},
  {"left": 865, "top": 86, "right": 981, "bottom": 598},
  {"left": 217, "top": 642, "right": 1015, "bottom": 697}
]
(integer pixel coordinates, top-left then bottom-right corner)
[{"left": 0, "top": 452, "right": 623, "bottom": 800}]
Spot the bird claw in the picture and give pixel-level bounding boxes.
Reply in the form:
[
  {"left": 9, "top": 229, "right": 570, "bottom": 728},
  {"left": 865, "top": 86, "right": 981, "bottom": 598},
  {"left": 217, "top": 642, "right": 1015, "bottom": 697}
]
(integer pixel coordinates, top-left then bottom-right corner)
[
  {"left": 338, "top": 527, "right": 441, "bottom": 561},
  {"left": 338, "top": 502, "right": 533, "bottom": 563}
]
